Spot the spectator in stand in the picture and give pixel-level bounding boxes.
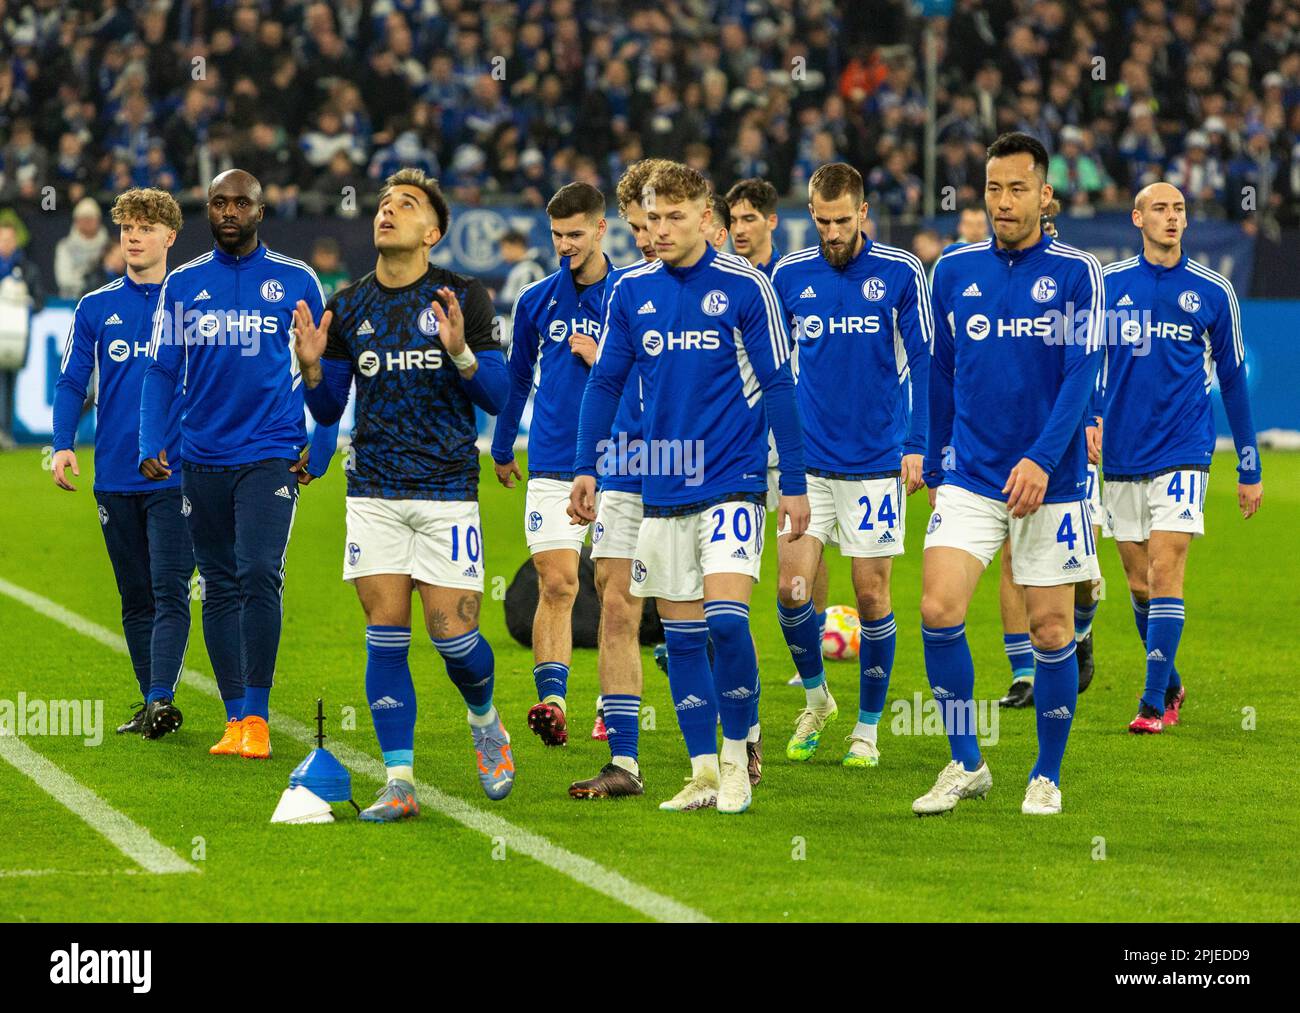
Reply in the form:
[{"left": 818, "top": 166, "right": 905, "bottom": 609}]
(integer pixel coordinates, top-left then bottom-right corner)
[
  {"left": 53, "top": 197, "right": 108, "bottom": 299},
  {"left": 1168, "top": 130, "right": 1227, "bottom": 216},
  {"left": 309, "top": 237, "right": 350, "bottom": 297},
  {"left": 497, "top": 230, "right": 545, "bottom": 313},
  {"left": 1049, "top": 125, "right": 1117, "bottom": 211}
]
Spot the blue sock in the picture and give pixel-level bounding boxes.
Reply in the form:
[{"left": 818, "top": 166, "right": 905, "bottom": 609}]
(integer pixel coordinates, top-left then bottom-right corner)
[
  {"left": 778, "top": 600, "right": 825, "bottom": 688},
  {"left": 366, "top": 626, "right": 416, "bottom": 764},
  {"left": 533, "top": 662, "right": 569, "bottom": 702},
  {"left": 858, "top": 709, "right": 882, "bottom": 726},
  {"left": 145, "top": 686, "right": 172, "bottom": 704},
  {"left": 921, "top": 623, "right": 980, "bottom": 770},
  {"left": 662, "top": 619, "right": 718, "bottom": 757},
  {"left": 1132, "top": 593, "right": 1180, "bottom": 690},
  {"left": 1030, "top": 641, "right": 1077, "bottom": 786},
  {"left": 602, "top": 693, "right": 641, "bottom": 761},
  {"left": 1142, "top": 597, "right": 1185, "bottom": 711},
  {"left": 816, "top": 609, "right": 827, "bottom": 636},
  {"left": 859, "top": 612, "right": 896, "bottom": 716},
  {"left": 1074, "top": 600, "right": 1099, "bottom": 639},
  {"left": 704, "top": 600, "right": 758, "bottom": 741},
  {"left": 1004, "top": 632, "right": 1034, "bottom": 681},
  {"left": 223, "top": 696, "right": 244, "bottom": 721},
  {"left": 434, "top": 629, "right": 495, "bottom": 715},
  {"left": 242, "top": 685, "right": 270, "bottom": 721}
]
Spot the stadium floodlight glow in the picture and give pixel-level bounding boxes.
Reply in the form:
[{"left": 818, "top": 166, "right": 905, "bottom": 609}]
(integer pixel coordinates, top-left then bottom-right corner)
[{"left": 270, "top": 699, "right": 358, "bottom": 824}]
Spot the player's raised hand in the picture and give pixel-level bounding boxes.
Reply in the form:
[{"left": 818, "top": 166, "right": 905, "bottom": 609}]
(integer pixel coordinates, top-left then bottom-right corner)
[
  {"left": 568, "top": 475, "right": 597, "bottom": 524},
  {"left": 1239, "top": 481, "right": 1262, "bottom": 519},
  {"left": 1086, "top": 418, "right": 1103, "bottom": 465},
  {"left": 292, "top": 300, "right": 332, "bottom": 370},
  {"left": 1002, "top": 457, "right": 1048, "bottom": 518},
  {"left": 779, "top": 494, "right": 811, "bottom": 539},
  {"left": 289, "top": 446, "right": 314, "bottom": 486},
  {"left": 52, "top": 449, "right": 79, "bottom": 491},
  {"left": 494, "top": 458, "right": 522, "bottom": 489},
  {"left": 140, "top": 448, "right": 172, "bottom": 481},
  {"left": 901, "top": 453, "right": 924, "bottom": 495},
  {"left": 432, "top": 286, "right": 466, "bottom": 356},
  {"left": 569, "top": 332, "right": 598, "bottom": 367}
]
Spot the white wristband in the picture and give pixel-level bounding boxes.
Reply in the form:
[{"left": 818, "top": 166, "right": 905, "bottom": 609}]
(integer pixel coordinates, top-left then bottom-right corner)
[{"left": 450, "top": 347, "right": 477, "bottom": 370}]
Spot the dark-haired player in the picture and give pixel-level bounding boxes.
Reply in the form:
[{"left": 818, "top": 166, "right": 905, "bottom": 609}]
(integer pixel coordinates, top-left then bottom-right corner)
[{"left": 294, "top": 168, "right": 513, "bottom": 817}]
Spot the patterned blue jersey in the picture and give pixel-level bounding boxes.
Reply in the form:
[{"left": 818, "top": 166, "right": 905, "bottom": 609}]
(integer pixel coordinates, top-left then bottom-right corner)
[
  {"left": 770, "top": 236, "right": 932, "bottom": 476},
  {"left": 926, "top": 233, "right": 1104, "bottom": 504},
  {"left": 140, "top": 243, "right": 338, "bottom": 467},
  {"left": 1100, "top": 252, "right": 1259, "bottom": 483},
  {"left": 575, "top": 243, "right": 806, "bottom": 514},
  {"left": 490, "top": 255, "right": 612, "bottom": 477},
  {"left": 319, "top": 264, "right": 502, "bottom": 501},
  {"left": 600, "top": 260, "right": 648, "bottom": 494},
  {"left": 53, "top": 275, "right": 181, "bottom": 492}
]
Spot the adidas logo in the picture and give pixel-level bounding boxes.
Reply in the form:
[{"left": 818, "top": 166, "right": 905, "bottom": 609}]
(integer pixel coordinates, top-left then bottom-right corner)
[
  {"left": 721, "top": 686, "right": 752, "bottom": 700},
  {"left": 1147, "top": 648, "right": 1166, "bottom": 662},
  {"left": 864, "top": 666, "right": 886, "bottom": 679},
  {"left": 962, "top": 283, "right": 982, "bottom": 297},
  {"left": 789, "top": 644, "right": 806, "bottom": 655},
  {"left": 274, "top": 486, "right": 292, "bottom": 499},
  {"left": 637, "top": 300, "right": 656, "bottom": 315},
  {"left": 1178, "top": 508, "right": 1193, "bottom": 520},
  {"left": 730, "top": 547, "right": 748, "bottom": 559},
  {"left": 932, "top": 685, "right": 954, "bottom": 699},
  {"left": 194, "top": 289, "right": 211, "bottom": 301},
  {"left": 357, "top": 319, "right": 374, "bottom": 335},
  {"left": 675, "top": 694, "right": 708, "bottom": 711},
  {"left": 1043, "top": 705, "right": 1072, "bottom": 719},
  {"left": 1062, "top": 556, "right": 1081, "bottom": 572},
  {"left": 104, "top": 313, "right": 124, "bottom": 326},
  {"left": 548, "top": 298, "right": 557, "bottom": 308},
  {"left": 370, "top": 696, "right": 403, "bottom": 710},
  {"left": 799, "top": 285, "right": 816, "bottom": 299},
  {"left": 462, "top": 565, "right": 478, "bottom": 577},
  {"left": 878, "top": 530, "right": 895, "bottom": 544},
  {"left": 1117, "top": 293, "right": 1134, "bottom": 307}
]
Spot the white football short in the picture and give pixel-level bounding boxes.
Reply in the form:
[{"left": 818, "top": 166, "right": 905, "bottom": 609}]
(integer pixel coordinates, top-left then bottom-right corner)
[
  {"left": 923, "top": 484, "right": 1099, "bottom": 586},
  {"left": 591, "top": 490, "right": 643, "bottom": 560},
  {"left": 524, "top": 477, "right": 588, "bottom": 554},
  {"left": 344, "top": 497, "right": 484, "bottom": 591},
  {"left": 631, "top": 500, "right": 765, "bottom": 601},
  {"left": 1104, "top": 468, "right": 1208, "bottom": 542},
  {"left": 777, "top": 474, "right": 905, "bottom": 557},
  {"left": 1085, "top": 463, "right": 1113, "bottom": 538}
]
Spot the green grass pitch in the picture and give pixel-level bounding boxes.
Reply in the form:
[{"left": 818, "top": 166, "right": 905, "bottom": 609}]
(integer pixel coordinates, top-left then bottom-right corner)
[{"left": 1, "top": 446, "right": 1296, "bottom": 922}]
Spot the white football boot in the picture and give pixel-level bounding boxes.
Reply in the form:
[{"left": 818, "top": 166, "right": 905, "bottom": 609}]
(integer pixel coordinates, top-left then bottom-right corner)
[
  {"left": 912, "top": 759, "right": 992, "bottom": 816},
  {"left": 1021, "top": 775, "right": 1062, "bottom": 815},
  {"left": 717, "top": 759, "right": 752, "bottom": 815},
  {"left": 658, "top": 771, "right": 719, "bottom": 812}
]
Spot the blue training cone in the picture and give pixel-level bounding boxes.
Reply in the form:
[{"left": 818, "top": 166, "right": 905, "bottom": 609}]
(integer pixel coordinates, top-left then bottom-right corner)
[{"left": 270, "top": 699, "right": 356, "bottom": 823}]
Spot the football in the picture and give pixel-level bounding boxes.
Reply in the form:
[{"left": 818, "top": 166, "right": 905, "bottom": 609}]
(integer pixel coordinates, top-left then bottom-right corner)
[{"left": 821, "top": 605, "right": 861, "bottom": 661}]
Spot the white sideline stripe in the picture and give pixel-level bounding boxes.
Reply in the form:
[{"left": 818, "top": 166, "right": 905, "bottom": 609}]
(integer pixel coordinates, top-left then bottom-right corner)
[
  {"left": 0, "top": 734, "right": 197, "bottom": 875},
  {"left": 0, "top": 576, "right": 709, "bottom": 924},
  {"left": 0, "top": 868, "right": 145, "bottom": 878}
]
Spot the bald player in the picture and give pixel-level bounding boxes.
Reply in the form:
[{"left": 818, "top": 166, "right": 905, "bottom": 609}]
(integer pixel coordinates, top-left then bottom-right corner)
[{"left": 1099, "top": 181, "right": 1262, "bottom": 734}]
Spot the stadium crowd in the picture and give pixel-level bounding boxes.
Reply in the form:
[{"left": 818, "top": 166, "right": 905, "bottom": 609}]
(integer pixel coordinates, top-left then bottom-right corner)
[{"left": 0, "top": 0, "right": 1295, "bottom": 295}]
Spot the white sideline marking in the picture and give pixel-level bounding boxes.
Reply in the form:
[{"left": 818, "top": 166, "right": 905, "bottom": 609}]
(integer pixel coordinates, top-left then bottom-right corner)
[
  {"left": 0, "top": 733, "right": 197, "bottom": 875},
  {"left": 0, "top": 868, "right": 144, "bottom": 878},
  {"left": 0, "top": 576, "right": 710, "bottom": 923}
]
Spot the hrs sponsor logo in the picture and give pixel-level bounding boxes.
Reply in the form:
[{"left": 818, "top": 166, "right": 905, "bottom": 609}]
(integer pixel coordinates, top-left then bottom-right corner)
[
  {"left": 550, "top": 317, "right": 601, "bottom": 341},
  {"left": 641, "top": 329, "right": 721, "bottom": 356},
  {"left": 107, "top": 339, "right": 151, "bottom": 362},
  {"left": 357, "top": 347, "right": 444, "bottom": 377},
  {"left": 797, "top": 314, "right": 881, "bottom": 340}
]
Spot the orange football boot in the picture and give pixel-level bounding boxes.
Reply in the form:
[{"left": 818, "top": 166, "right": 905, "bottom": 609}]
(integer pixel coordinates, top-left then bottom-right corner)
[
  {"left": 210, "top": 718, "right": 244, "bottom": 755},
  {"left": 239, "top": 715, "right": 272, "bottom": 759}
]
